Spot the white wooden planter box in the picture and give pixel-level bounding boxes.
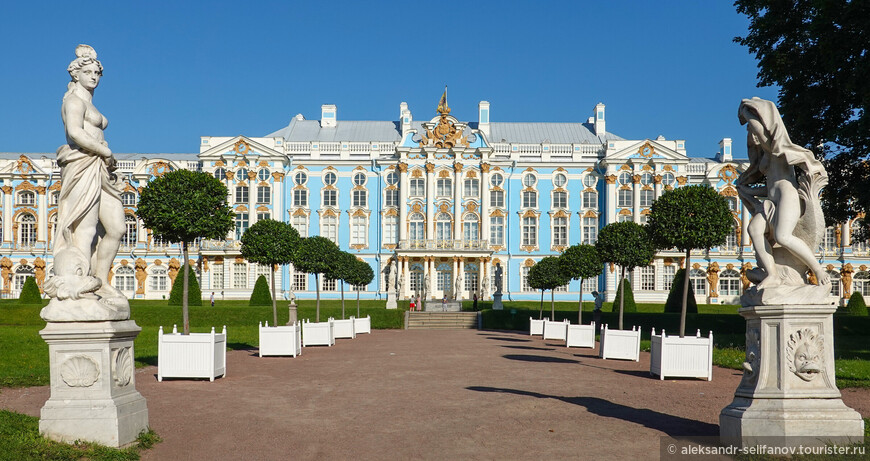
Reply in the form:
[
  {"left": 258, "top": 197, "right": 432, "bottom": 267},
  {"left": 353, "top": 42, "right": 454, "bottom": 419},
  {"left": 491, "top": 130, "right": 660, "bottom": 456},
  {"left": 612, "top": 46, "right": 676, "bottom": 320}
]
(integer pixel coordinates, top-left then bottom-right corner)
[
  {"left": 598, "top": 324, "right": 640, "bottom": 361},
  {"left": 543, "top": 319, "right": 570, "bottom": 341},
  {"left": 158, "top": 325, "right": 227, "bottom": 382},
  {"left": 566, "top": 322, "right": 596, "bottom": 348},
  {"left": 332, "top": 317, "right": 356, "bottom": 339},
  {"left": 258, "top": 321, "right": 302, "bottom": 357},
  {"left": 354, "top": 315, "right": 371, "bottom": 334},
  {"left": 302, "top": 319, "right": 335, "bottom": 347},
  {"left": 529, "top": 317, "right": 547, "bottom": 336},
  {"left": 650, "top": 329, "right": 713, "bottom": 381}
]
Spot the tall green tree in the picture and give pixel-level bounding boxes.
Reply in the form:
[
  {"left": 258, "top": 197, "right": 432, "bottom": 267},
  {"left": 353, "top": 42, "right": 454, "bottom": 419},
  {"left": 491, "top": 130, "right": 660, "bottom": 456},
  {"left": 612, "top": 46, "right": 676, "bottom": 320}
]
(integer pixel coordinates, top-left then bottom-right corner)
[
  {"left": 327, "top": 251, "right": 358, "bottom": 319},
  {"left": 559, "top": 244, "right": 602, "bottom": 324},
  {"left": 647, "top": 185, "right": 732, "bottom": 337},
  {"left": 240, "top": 219, "right": 300, "bottom": 326},
  {"left": 595, "top": 222, "right": 656, "bottom": 330},
  {"left": 527, "top": 256, "right": 569, "bottom": 320},
  {"left": 138, "top": 169, "right": 233, "bottom": 335},
  {"left": 345, "top": 258, "right": 374, "bottom": 317},
  {"left": 294, "top": 236, "right": 341, "bottom": 322},
  {"left": 735, "top": 0, "right": 870, "bottom": 235}
]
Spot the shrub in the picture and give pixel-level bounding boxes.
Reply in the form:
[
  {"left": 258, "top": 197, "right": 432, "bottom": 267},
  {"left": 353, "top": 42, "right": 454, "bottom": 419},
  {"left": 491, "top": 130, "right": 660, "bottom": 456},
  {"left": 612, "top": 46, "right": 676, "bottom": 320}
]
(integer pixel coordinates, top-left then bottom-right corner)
[
  {"left": 844, "top": 292, "right": 868, "bottom": 316},
  {"left": 249, "top": 275, "right": 272, "bottom": 307},
  {"left": 611, "top": 278, "right": 636, "bottom": 313},
  {"left": 18, "top": 277, "right": 42, "bottom": 305},
  {"left": 168, "top": 266, "right": 202, "bottom": 306},
  {"left": 664, "top": 269, "right": 698, "bottom": 314}
]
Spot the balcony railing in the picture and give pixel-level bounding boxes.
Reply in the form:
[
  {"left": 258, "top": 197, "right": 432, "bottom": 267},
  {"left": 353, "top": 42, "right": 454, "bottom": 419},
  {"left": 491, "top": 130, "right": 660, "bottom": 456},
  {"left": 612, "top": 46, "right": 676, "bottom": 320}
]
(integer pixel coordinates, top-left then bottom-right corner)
[
  {"left": 397, "top": 239, "right": 490, "bottom": 251},
  {"left": 200, "top": 240, "right": 242, "bottom": 251}
]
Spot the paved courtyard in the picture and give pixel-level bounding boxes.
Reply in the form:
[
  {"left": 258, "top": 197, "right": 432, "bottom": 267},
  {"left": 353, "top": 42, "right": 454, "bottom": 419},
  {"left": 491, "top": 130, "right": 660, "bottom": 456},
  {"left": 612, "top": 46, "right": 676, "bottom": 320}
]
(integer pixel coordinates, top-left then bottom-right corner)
[{"left": 2, "top": 329, "right": 869, "bottom": 460}]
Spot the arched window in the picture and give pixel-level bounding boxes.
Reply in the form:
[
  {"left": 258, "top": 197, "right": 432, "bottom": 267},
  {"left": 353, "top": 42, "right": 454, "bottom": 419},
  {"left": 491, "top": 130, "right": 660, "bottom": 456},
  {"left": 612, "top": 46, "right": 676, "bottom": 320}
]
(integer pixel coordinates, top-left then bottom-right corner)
[
  {"left": 828, "top": 270, "right": 840, "bottom": 298},
  {"left": 18, "top": 191, "right": 35, "bottom": 206},
  {"left": 436, "top": 262, "right": 453, "bottom": 293},
  {"left": 823, "top": 227, "right": 837, "bottom": 251},
  {"left": 462, "top": 213, "right": 479, "bottom": 241},
  {"left": 121, "top": 192, "right": 136, "bottom": 206},
  {"left": 237, "top": 168, "right": 249, "bottom": 181},
  {"left": 122, "top": 215, "right": 137, "bottom": 247},
  {"left": 617, "top": 172, "right": 632, "bottom": 186},
  {"left": 435, "top": 212, "right": 452, "bottom": 241},
  {"left": 14, "top": 265, "right": 34, "bottom": 291},
  {"left": 114, "top": 266, "right": 135, "bottom": 292},
  {"left": 723, "top": 220, "right": 739, "bottom": 251},
  {"left": 409, "top": 263, "right": 424, "bottom": 293},
  {"left": 719, "top": 269, "right": 741, "bottom": 296},
  {"left": 464, "top": 262, "right": 479, "bottom": 294},
  {"left": 689, "top": 268, "right": 707, "bottom": 295},
  {"left": 18, "top": 213, "right": 36, "bottom": 247},
  {"left": 662, "top": 172, "right": 676, "bottom": 187},
  {"left": 853, "top": 271, "right": 870, "bottom": 297},
  {"left": 258, "top": 169, "right": 271, "bottom": 181},
  {"left": 149, "top": 266, "right": 168, "bottom": 291},
  {"left": 409, "top": 212, "right": 425, "bottom": 241},
  {"left": 213, "top": 167, "right": 226, "bottom": 180}
]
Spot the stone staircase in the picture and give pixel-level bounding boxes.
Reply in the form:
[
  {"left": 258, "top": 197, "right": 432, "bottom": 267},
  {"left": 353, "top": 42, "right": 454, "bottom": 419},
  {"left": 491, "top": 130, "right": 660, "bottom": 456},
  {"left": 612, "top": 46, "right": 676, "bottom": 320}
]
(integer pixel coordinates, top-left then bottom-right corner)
[{"left": 405, "top": 311, "right": 480, "bottom": 330}]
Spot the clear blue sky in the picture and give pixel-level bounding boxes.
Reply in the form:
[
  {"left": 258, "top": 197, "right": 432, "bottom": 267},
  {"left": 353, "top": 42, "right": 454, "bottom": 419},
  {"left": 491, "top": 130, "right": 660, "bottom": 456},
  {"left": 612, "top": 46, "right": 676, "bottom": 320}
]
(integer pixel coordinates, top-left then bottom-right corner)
[{"left": 1, "top": 0, "right": 778, "bottom": 157}]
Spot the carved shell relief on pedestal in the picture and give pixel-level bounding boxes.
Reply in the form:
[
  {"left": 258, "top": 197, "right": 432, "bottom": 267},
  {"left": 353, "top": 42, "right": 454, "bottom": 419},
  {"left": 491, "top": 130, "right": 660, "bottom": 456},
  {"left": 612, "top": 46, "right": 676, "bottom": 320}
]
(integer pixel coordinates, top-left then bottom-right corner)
[
  {"left": 60, "top": 355, "right": 100, "bottom": 388},
  {"left": 787, "top": 328, "right": 824, "bottom": 382},
  {"left": 111, "top": 347, "right": 133, "bottom": 387}
]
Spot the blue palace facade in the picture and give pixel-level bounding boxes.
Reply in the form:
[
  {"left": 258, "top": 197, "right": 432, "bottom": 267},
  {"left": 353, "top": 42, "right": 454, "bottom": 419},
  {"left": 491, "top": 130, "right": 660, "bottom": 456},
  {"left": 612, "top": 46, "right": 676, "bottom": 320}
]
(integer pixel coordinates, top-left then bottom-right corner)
[{"left": 1, "top": 98, "right": 865, "bottom": 305}]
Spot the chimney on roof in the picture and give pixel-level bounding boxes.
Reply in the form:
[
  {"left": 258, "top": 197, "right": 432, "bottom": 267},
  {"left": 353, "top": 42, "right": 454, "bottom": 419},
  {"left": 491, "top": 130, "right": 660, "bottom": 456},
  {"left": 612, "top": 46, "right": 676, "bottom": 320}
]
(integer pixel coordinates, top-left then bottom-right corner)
[
  {"left": 478, "top": 101, "right": 491, "bottom": 139},
  {"left": 718, "top": 138, "right": 733, "bottom": 162},
  {"left": 321, "top": 104, "right": 336, "bottom": 128},
  {"left": 594, "top": 103, "right": 605, "bottom": 136},
  {"left": 400, "top": 102, "right": 412, "bottom": 137}
]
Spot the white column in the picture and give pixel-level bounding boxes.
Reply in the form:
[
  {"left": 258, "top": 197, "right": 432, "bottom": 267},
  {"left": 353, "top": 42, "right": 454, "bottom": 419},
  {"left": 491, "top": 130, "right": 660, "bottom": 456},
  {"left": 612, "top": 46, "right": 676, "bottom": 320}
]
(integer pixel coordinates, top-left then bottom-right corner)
[
  {"left": 401, "top": 257, "right": 409, "bottom": 298},
  {"left": 272, "top": 173, "right": 283, "bottom": 222},
  {"left": 605, "top": 173, "right": 616, "bottom": 224},
  {"left": 741, "top": 206, "right": 751, "bottom": 247},
  {"left": 398, "top": 163, "right": 408, "bottom": 242},
  {"left": 632, "top": 175, "right": 641, "bottom": 223},
  {"left": 4, "top": 187, "right": 12, "bottom": 242},
  {"left": 480, "top": 164, "right": 489, "bottom": 244},
  {"left": 842, "top": 222, "right": 851, "bottom": 247},
  {"left": 458, "top": 258, "right": 465, "bottom": 298},
  {"left": 453, "top": 163, "right": 462, "bottom": 240},
  {"left": 426, "top": 164, "right": 434, "bottom": 240},
  {"left": 37, "top": 185, "right": 47, "bottom": 242},
  {"left": 427, "top": 257, "right": 436, "bottom": 299}
]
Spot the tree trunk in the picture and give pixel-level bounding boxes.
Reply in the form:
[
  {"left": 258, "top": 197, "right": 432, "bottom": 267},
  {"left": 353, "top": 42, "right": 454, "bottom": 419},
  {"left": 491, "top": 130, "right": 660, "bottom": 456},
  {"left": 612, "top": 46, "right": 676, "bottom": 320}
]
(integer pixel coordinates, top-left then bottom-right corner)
[
  {"left": 619, "top": 266, "right": 625, "bottom": 331},
  {"left": 271, "top": 265, "right": 277, "bottom": 327},
  {"left": 182, "top": 241, "right": 190, "bottom": 335},
  {"left": 578, "top": 277, "right": 584, "bottom": 324},
  {"left": 680, "top": 249, "right": 691, "bottom": 338},
  {"left": 341, "top": 280, "right": 346, "bottom": 319},
  {"left": 539, "top": 290, "right": 544, "bottom": 320},
  {"left": 356, "top": 287, "right": 361, "bottom": 317},
  {"left": 315, "top": 273, "right": 321, "bottom": 322},
  {"left": 550, "top": 289, "right": 555, "bottom": 320}
]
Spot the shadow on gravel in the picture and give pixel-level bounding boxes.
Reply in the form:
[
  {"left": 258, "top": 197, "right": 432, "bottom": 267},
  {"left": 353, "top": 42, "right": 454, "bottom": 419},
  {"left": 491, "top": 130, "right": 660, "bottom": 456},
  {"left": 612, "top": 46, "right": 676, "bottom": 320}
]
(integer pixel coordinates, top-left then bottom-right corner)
[
  {"left": 466, "top": 386, "right": 718, "bottom": 437},
  {"left": 502, "top": 354, "right": 578, "bottom": 364},
  {"left": 613, "top": 370, "right": 655, "bottom": 379},
  {"left": 502, "top": 345, "right": 555, "bottom": 351},
  {"left": 484, "top": 336, "right": 531, "bottom": 342}
]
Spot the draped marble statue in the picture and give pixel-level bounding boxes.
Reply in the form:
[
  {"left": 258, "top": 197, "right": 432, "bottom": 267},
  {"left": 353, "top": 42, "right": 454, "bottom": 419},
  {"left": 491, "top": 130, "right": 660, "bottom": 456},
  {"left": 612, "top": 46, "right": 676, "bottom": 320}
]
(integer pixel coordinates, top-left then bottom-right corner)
[
  {"left": 41, "top": 45, "right": 129, "bottom": 321},
  {"left": 736, "top": 97, "right": 831, "bottom": 305}
]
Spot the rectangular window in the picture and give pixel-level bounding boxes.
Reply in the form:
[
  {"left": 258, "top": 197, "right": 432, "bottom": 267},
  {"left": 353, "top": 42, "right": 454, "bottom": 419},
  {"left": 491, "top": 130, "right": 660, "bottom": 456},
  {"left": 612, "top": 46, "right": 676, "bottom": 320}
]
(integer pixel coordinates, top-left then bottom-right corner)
[
  {"left": 640, "top": 189, "right": 654, "bottom": 207},
  {"left": 582, "top": 276, "right": 598, "bottom": 293},
  {"left": 618, "top": 189, "right": 632, "bottom": 208},
  {"left": 322, "top": 216, "right": 338, "bottom": 243},
  {"left": 490, "top": 216, "right": 504, "bottom": 246},
  {"left": 233, "top": 263, "right": 247, "bottom": 289},
  {"left": 583, "top": 191, "right": 598, "bottom": 209},
  {"left": 293, "top": 189, "right": 308, "bottom": 207},
  {"left": 385, "top": 189, "right": 399, "bottom": 207},
  {"left": 490, "top": 190, "right": 504, "bottom": 208},
  {"left": 523, "top": 191, "right": 537, "bottom": 208},
  {"left": 662, "top": 265, "right": 676, "bottom": 292},
  {"left": 522, "top": 267, "right": 531, "bottom": 292},
  {"left": 582, "top": 217, "right": 598, "bottom": 244},
  {"left": 522, "top": 216, "right": 538, "bottom": 247},
  {"left": 437, "top": 270, "right": 452, "bottom": 292},
  {"left": 640, "top": 266, "right": 655, "bottom": 291},
  {"left": 351, "top": 216, "right": 366, "bottom": 245},
  {"left": 257, "top": 212, "right": 270, "bottom": 221},
  {"left": 384, "top": 216, "right": 398, "bottom": 245},
  {"left": 257, "top": 186, "right": 271, "bottom": 204},
  {"left": 211, "top": 263, "right": 224, "bottom": 290},
  {"left": 293, "top": 215, "right": 308, "bottom": 238},
  {"left": 235, "top": 186, "right": 248, "bottom": 204},
  {"left": 353, "top": 190, "right": 367, "bottom": 208},
  {"left": 322, "top": 189, "right": 337, "bottom": 207},
  {"left": 409, "top": 179, "right": 424, "bottom": 197},
  {"left": 234, "top": 213, "right": 249, "bottom": 240},
  {"left": 437, "top": 179, "right": 452, "bottom": 197},
  {"left": 553, "top": 191, "right": 567, "bottom": 209},
  {"left": 293, "top": 271, "right": 307, "bottom": 291},
  {"left": 553, "top": 217, "right": 568, "bottom": 246},
  {"left": 690, "top": 270, "right": 707, "bottom": 295},
  {"left": 463, "top": 179, "right": 479, "bottom": 197},
  {"left": 322, "top": 277, "right": 337, "bottom": 292}
]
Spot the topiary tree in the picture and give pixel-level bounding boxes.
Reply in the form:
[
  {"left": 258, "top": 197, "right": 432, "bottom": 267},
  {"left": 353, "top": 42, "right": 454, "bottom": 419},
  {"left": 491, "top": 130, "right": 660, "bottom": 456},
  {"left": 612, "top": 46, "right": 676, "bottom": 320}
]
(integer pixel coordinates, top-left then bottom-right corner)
[
  {"left": 527, "top": 256, "right": 569, "bottom": 320},
  {"left": 327, "top": 251, "right": 358, "bottom": 320},
  {"left": 345, "top": 257, "right": 374, "bottom": 317},
  {"left": 611, "top": 278, "right": 636, "bottom": 313},
  {"left": 249, "top": 275, "right": 272, "bottom": 307},
  {"left": 845, "top": 292, "right": 868, "bottom": 316},
  {"left": 664, "top": 269, "right": 697, "bottom": 314},
  {"left": 18, "top": 277, "right": 42, "bottom": 305},
  {"left": 168, "top": 265, "right": 202, "bottom": 307},
  {"left": 596, "top": 222, "right": 656, "bottom": 330},
  {"left": 294, "top": 236, "right": 341, "bottom": 322},
  {"left": 240, "top": 219, "right": 300, "bottom": 325},
  {"left": 647, "top": 185, "right": 732, "bottom": 337},
  {"left": 137, "top": 169, "right": 233, "bottom": 335},
  {"left": 559, "top": 244, "right": 602, "bottom": 324}
]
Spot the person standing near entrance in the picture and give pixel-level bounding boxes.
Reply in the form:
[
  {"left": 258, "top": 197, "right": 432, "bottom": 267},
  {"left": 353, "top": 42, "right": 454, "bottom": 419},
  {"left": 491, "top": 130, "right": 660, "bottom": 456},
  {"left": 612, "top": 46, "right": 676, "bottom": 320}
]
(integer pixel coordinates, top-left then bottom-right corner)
[
  {"left": 473, "top": 292, "right": 478, "bottom": 311},
  {"left": 442, "top": 295, "right": 447, "bottom": 311},
  {"left": 210, "top": 292, "right": 215, "bottom": 307}
]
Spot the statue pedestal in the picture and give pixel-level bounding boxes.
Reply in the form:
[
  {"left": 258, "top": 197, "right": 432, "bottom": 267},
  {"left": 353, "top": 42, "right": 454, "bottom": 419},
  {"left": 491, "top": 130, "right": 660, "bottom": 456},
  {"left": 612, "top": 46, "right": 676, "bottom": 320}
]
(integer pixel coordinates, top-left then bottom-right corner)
[
  {"left": 39, "top": 321, "right": 148, "bottom": 448},
  {"left": 287, "top": 301, "right": 298, "bottom": 325},
  {"left": 492, "top": 293, "right": 503, "bottom": 310},
  {"left": 386, "top": 293, "right": 397, "bottom": 310},
  {"left": 720, "top": 303, "right": 863, "bottom": 448}
]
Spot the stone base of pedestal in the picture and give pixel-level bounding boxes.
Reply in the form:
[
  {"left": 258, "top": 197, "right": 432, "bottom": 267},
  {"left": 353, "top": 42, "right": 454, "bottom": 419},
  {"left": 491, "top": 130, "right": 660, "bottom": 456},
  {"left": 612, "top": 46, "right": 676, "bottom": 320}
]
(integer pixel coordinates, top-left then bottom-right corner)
[
  {"left": 386, "top": 294, "right": 397, "bottom": 309},
  {"left": 39, "top": 321, "right": 148, "bottom": 448},
  {"left": 719, "top": 302, "right": 864, "bottom": 448},
  {"left": 492, "top": 293, "right": 503, "bottom": 310}
]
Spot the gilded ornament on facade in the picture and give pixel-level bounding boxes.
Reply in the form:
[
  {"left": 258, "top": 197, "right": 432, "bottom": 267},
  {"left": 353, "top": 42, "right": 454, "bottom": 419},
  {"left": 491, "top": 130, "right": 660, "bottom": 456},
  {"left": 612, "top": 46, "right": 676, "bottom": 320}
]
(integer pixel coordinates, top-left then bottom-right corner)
[
  {"left": 480, "top": 163, "right": 491, "bottom": 173},
  {"left": 719, "top": 164, "right": 739, "bottom": 183},
  {"left": 418, "top": 97, "right": 469, "bottom": 148},
  {"left": 149, "top": 161, "right": 172, "bottom": 177},
  {"left": 15, "top": 155, "right": 35, "bottom": 177},
  {"left": 638, "top": 142, "right": 655, "bottom": 158},
  {"left": 397, "top": 162, "right": 408, "bottom": 173},
  {"left": 605, "top": 175, "right": 617, "bottom": 184},
  {"left": 233, "top": 139, "right": 250, "bottom": 155}
]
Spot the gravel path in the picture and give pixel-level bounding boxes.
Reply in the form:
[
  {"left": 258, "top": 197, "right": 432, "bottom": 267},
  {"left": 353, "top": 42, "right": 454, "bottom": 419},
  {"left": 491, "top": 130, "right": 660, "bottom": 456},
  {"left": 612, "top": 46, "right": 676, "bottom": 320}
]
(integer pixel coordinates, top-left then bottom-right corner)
[{"left": 2, "top": 329, "right": 868, "bottom": 460}]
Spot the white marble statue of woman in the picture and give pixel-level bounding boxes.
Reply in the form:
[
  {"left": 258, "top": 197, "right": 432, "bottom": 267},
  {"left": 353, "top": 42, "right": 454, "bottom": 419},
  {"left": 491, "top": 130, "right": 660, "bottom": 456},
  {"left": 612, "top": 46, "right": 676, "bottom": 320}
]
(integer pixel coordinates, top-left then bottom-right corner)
[
  {"left": 42, "top": 45, "right": 128, "bottom": 321},
  {"left": 736, "top": 97, "right": 830, "bottom": 304}
]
